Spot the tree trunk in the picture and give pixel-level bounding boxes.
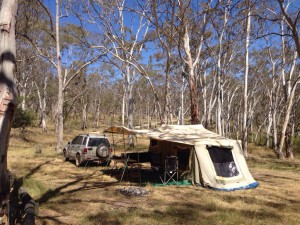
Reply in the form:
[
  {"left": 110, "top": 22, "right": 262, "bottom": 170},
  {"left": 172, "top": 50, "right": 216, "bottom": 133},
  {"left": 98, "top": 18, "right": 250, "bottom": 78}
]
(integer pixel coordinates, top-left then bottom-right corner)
[
  {"left": 266, "top": 110, "right": 272, "bottom": 147},
  {"left": 242, "top": 1, "right": 251, "bottom": 157},
  {"left": 81, "top": 100, "right": 88, "bottom": 130},
  {"left": 125, "top": 66, "right": 135, "bottom": 145},
  {"left": 20, "top": 88, "right": 26, "bottom": 110},
  {"left": 56, "top": 0, "right": 64, "bottom": 152},
  {"left": 121, "top": 88, "right": 125, "bottom": 126},
  {"left": 35, "top": 76, "right": 48, "bottom": 132},
  {"left": 180, "top": 77, "right": 185, "bottom": 125},
  {"left": 41, "top": 76, "right": 48, "bottom": 132},
  {"left": 188, "top": 67, "right": 199, "bottom": 124},
  {"left": 0, "top": 0, "right": 18, "bottom": 216},
  {"left": 277, "top": 87, "right": 297, "bottom": 159},
  {"left": 93, "top": 98, "right": 100, "bottom": 128}
]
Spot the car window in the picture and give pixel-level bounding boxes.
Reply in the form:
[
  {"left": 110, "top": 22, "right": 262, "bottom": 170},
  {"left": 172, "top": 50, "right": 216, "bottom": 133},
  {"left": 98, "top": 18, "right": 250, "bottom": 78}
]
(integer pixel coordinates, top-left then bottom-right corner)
[
  {"left": 72, "top": 136, "right": 79, "bottom": 144},
  {"left": 101, "top": 138, "right": 110, "bottom": 146},
  {"left": 88, "top": 138, "right": 101, "bottom": 147},
  {"left": 87, "top": 138, "right": 110, "bottom": 147},
  {"left": 83, "top": 137, "right": 88, "bottom": 146},
  {"left": 77, "top": 136, "right": 84, "bottom": 145}
]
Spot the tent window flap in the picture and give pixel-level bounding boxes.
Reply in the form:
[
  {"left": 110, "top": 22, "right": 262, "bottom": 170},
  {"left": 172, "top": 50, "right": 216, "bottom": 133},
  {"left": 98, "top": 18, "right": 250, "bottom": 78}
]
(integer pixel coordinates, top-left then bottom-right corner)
[{"left": 207, "top": 146, "right": 239, "bottom": 177}]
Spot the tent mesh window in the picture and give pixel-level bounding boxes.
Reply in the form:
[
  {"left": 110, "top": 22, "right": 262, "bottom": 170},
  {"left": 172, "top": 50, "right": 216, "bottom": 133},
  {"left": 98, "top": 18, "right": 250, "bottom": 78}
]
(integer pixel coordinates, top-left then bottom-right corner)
[{"left": 207, "top": 146, "right": 239, "bottom": 177}]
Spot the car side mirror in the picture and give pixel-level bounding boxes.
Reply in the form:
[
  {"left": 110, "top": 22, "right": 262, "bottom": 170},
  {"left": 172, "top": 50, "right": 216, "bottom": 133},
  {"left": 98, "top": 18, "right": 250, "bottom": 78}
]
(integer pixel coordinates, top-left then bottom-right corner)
[{"left": 68, "top": 142, "right": 71, "bottom": 145}]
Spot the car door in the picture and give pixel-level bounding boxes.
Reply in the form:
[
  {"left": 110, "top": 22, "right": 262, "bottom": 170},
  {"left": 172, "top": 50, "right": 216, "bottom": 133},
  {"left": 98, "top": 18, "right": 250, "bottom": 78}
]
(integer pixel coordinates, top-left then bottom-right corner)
[
  {"left": 69, "top": 136, "right": 80, "bottom": 159},
  {"left": 74, "top": 136, "right": 84, "bottom": 155}
]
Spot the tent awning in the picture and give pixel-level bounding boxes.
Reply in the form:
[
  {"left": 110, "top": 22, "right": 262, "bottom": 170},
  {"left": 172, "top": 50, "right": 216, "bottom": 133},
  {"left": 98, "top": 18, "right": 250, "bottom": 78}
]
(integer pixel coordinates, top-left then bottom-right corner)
[
  {"left": 104, "top": 126, "right": 136, "bottom": 135},
  {"left": 104, "top": 125, "right": 229, "bottom": 146}
]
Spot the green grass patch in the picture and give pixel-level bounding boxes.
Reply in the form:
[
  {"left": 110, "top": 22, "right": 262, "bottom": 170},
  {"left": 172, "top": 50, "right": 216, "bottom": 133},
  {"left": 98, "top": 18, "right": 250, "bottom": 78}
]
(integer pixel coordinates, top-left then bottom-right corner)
[{"left": 22, "top": 177, "right": 50, "bottom": 199}]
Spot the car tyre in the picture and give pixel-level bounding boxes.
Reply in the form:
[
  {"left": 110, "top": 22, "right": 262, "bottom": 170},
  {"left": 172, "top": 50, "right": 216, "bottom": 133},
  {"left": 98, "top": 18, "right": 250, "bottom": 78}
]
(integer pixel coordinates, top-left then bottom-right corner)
[
  {"left": 63, "top": 149, "right": 69, "bottom": 162},
  {"left": 75, "top": 154, "right": 82, "bottom": 167},
  {"left": 96, "top": 144, "right": 109, "bottom": 158}
]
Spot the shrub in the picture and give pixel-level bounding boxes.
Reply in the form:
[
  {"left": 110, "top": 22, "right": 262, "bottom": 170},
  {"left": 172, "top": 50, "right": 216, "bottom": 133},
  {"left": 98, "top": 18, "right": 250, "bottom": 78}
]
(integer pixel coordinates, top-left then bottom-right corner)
[{"left": 12, "top": 107, "right": 35, "bottom": 128}]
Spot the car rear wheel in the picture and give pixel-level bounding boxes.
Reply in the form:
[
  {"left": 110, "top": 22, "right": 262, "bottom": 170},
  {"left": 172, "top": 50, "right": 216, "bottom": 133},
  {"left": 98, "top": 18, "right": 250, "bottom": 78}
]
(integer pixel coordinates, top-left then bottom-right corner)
[
  {"left": 63, "top": 149, "right": 69, "bottom": 162},
  {"left": 75, "top": 154, "right": 82, "bottom": 167}
]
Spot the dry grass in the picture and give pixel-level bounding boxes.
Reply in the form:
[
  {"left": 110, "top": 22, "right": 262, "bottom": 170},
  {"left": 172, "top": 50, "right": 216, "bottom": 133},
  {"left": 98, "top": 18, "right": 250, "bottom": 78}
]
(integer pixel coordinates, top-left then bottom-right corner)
[{"left": 7, "top": 126, "right": 300, "bottom": 225}]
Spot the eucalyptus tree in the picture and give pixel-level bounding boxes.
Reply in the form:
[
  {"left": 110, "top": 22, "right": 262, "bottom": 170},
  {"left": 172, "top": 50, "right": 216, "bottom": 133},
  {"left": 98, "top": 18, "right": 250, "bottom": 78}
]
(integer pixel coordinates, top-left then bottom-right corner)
[
  {"left": 242, "top": 0, "right": 252, "bottom": 157},
  {"left": 17, "top": 0, "right": 103, "bottom": 150},
  {"left": 0, "top": 0, "right": 18, "bottom": 218},
  {"left": 87, "top": 68, "right": 115, "bottom": 128},
  {"left": 223, "top": 78, "right": 240, "bottom": 137},
  {"left": 145, "top": 0, "right": 178, "bottom": 124},
  {"left": 276, "top": 0, "right": 300, "bottom": 159},
  {"left": 172, "top": 65, "right": 189, "bottom": 125},
  {"left": 176, "top": 0, "right": 213, "bottom": 124},
  {"left": 254, "top": 0, "right": 300, "bottom": 159},
  {"left": 74, "top": 0, "right": 166, "bottom": 131},
  {"left": 32, "top": 59, "right": 52, "bottom": 131},
  {"left": 209, "top": 0, "right": 233, "bottom": 135},
  {"left": 252, "top": 42, "right": 282, "bottom": 150},
  {"left": 15, "top": 45, "right": 36, "bottom": 111}
]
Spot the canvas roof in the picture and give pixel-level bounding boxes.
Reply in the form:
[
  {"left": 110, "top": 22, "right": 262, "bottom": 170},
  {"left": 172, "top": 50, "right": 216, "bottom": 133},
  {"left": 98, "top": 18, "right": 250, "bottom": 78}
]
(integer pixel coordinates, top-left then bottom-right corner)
[{"left": 104, "top": 124, "right": 228, "bottom": 146}]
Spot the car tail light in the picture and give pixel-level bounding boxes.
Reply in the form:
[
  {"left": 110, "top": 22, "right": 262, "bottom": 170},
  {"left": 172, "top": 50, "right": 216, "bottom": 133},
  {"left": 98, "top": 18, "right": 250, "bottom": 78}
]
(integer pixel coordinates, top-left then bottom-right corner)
[
  {"left": 109, "top": 147, "right": 113, "bottom": 153},
  {"left": 83, "top": 148, "right": 88, "bottom": 154}
]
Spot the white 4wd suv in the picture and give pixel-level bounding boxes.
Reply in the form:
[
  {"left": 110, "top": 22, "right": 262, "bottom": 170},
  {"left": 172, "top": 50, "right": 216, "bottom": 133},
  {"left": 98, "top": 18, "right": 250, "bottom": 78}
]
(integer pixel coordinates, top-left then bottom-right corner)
[{"left": 63, "top": 134, "right": 112, "bottom": 167}]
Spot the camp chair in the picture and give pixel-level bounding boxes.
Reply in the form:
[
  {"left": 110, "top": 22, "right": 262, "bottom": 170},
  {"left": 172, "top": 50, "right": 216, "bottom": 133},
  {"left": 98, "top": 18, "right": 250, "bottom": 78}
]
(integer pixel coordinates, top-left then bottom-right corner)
[{"left": 160, "top": 156, "right": 179, "bottom": 185}]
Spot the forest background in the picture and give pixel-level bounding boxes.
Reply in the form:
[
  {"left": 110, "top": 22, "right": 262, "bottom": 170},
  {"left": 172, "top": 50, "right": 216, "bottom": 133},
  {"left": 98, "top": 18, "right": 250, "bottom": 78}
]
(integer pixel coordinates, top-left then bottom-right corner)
[{"left": 13, "top": 0, "right": 300, "bottom": 160}]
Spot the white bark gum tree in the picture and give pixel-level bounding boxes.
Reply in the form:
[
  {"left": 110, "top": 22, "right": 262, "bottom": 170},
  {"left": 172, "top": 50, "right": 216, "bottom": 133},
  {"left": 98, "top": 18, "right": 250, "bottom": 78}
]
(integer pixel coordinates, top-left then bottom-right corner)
[
  {"left": 177, "top": 0, "right": 210, "bottom": 124},
  {"left": 55, "top": 0, "right": 64, "bottom": 151},
  {"left": 182, "top": 27, "right": 201, "bottom": 124},
  {"left": 225, "top": 85, "right": 240, "bottom": 137},
  {"left": 152, "top": 0, "right": 176, "bottom": 124},
  {"left": 19, "top": 72, "right": 29, "bottom": 110},
  {"left": 117, "top": 1, "right": 135, "bottom": 130},
  {"left": 87, "top": 0, "right": 165, "bottom": 124},
  {"left": 242, "top": 0, "right": 251, "bottom": 157},
  {"left": 81, "top": 96, "right": 88, "bottom": 130},
  {"left": 0, "top": 0, "right": 17, "bottom": 215},
  {"left": 276, "top": 0, "right": 300, "bottom": 159},
  {"left": 179, "top": 76, "right": 188, "bottom": 125},
  {"left": 19, "top": 0, "right": 102, "bottom": 150},
  {"left": 172, "top": 68, "right": 188, "bottom": 125},
  {"left": 92, "top": 97, "right": 101, "bottom": 128},
  {"left": 35, "top": 75, "right": 48, "bottom": 132},
  {"left": 199, "top": 60, "right": 216, "bottom": 128},
  {"left": 267, "top": 46, "right": 280, "bottom": 149},
  {"left": 16, "top": 60, "right": 31, "bottom": 111},
  {"left": 215, "top": 0, "right": 231, "bottom": 136},
  {"left": 206, "top": 68, "right": 217, "bottom": 129}
]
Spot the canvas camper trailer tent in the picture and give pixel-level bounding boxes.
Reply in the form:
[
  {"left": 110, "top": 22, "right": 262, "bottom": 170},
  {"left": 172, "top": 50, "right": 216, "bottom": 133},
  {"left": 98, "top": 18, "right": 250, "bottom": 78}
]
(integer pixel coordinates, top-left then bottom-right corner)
[{"left": 104, "top": 125, "right": 259, "bottom": 191}]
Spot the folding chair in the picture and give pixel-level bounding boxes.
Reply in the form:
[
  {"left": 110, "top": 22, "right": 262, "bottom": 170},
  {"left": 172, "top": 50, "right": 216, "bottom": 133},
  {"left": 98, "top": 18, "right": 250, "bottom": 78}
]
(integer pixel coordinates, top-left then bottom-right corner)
[{"left": 160, "top": 156, "right": 179, "bottom": 185}]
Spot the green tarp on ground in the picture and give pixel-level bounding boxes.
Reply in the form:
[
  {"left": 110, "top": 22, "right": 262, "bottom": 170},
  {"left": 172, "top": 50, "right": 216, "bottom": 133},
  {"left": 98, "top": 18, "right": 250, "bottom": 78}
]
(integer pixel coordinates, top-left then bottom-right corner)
[{"left": 152, "top": 180, "right": 192, "bottom": 187}]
